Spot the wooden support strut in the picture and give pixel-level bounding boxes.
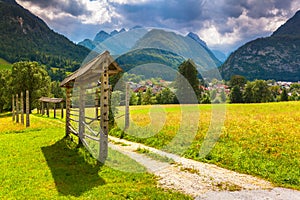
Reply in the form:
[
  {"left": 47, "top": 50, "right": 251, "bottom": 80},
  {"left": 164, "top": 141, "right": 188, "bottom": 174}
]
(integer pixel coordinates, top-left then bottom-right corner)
[
  {"left": 46, "top": 102, "right": 49, "bottom": 117},
  {"left": 78, "top": 85, "right": 86, "bottom": 145},
  {"left": 125, "top": 82, "right": 130, "bottom": 130},
  {"left": 26, "top": 90, "right": 30, "bottom": 127},
  {"left": 41, "top": 101, "right": 44, "bottom": 115},
  {"left": 95, "top": 88, "right": 99, "bottom": 120},
  {"left": 21, "top": 92, "right": 24, "bottom": 125},
  {"left": 61, "top": 102, "right": 64, "bottom": 119},
  {"left": 12, "top": 95, "right": 15, "bottom": 122},
  {"left": 99, "top": 61, "right": 109, "bottom": 163},
  {"left": 53, "top": 103, "right": 56, "bottom": 118},
  {"left": 16, "top": 94, "right": 19, "bottom": 123},
  {"left": 65, "top": 87, "right": 71, "bottom": 137}
]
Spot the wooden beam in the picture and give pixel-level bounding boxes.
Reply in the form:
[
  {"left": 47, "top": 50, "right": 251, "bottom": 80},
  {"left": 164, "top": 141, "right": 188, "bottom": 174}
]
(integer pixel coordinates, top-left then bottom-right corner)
[
  {"left": 99, "top": 61, "right": 109, "bottom": 163},
  {"left": 125, "top": 82, "right": 130, "bottom": 130},
  {"left": 78, "top": 85, "right": 86, "bottom": 145},
  {"left": 21, "top": 92, "right": 24, "bottom": 125},
  {"left": 41, "top": 101, "right": 44, "bottom": 115},
  {"left": 16, "top": 94, "right": 19, "bottom": 123},
  {"left": 53, "top": 103, "right": 56, "bottom": 118},
  {"left": 95, "top": 88, "right": 99, "bottom": 120},
  {"left": 26, "top": 90, "right": 30, "bottom": 127},
  {"left": 61, "top": 102, "right": 64, "bottom": 119},
  {"left": 12, "top": 95, "right": 15, "bottom": 122},
  {"left": 65, "top": 87, "right": 71, "bottom": 137},
  {"left": 46, "top": 102, "right": 49, "bottom": 117}
]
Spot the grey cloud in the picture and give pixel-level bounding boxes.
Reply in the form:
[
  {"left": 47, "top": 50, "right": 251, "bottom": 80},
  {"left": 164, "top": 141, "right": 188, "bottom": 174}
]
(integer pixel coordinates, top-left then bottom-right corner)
[
  {"left": 239, "top": 0, "right": 293, "bottom": 18},
  {"left": 16, "top": 0, "right": 300, "bottom": 53},
  {"left": 113, "top": 0, "right": 207, "bottom": 29},
  {"left": 18, "top": 0, "right": 89, "bottom": 16}
]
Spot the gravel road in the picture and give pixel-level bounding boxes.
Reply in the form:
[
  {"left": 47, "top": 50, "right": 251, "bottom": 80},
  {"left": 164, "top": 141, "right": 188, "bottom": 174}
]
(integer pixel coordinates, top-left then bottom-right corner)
[{"left": 108, "top": 136, "right": 300, "bottom": 200}]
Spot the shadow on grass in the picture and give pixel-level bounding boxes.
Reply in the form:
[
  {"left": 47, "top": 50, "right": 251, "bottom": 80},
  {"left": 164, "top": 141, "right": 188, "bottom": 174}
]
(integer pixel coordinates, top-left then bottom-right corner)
[{"left": 41, "top": 137, "right": 105, "bottom": 197}]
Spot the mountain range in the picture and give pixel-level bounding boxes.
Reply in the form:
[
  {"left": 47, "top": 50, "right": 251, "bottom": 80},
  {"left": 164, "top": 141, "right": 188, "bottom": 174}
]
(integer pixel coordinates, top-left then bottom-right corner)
[
  {"left": 220, "top": 10, "right": 300, "bottom": 81},
  {"left": 79, "top": 27, "right": 223, "bottom": 75},
  {"left": 2, "top": 0, "right": 299, "bottom": 82},
  {"left": 0, "top": 0, "right": 90, "bottom": 80}
]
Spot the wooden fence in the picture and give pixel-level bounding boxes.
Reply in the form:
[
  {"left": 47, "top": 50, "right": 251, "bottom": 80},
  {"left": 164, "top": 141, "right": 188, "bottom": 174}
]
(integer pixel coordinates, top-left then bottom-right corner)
[{"left": 12, "top": 90, "right": 30, "bottom": 127}]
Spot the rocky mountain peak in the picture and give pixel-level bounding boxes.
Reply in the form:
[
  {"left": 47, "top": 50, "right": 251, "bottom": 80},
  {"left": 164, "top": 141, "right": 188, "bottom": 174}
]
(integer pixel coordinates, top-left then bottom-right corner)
[
  {"left": 187, "top": 32, "right": 207, "bottom": 48},
  {"left": 93, "top": 30, "right": 110, "bottom": 42},
  {"left": 272, "top": 10, "right": 300, "bottom": 37}
]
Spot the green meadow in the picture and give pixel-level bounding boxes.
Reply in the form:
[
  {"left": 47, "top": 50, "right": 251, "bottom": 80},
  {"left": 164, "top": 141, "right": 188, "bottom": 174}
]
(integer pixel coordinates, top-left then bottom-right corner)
[
  {"left": 0, "top": 113, "right": 191, "bottom": 199},
  {"left": 1, "top": 101, "right": 299, "bottom": 199}
]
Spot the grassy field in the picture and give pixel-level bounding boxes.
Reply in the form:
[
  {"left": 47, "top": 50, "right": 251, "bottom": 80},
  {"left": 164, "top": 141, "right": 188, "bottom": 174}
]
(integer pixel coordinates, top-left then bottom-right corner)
[
  {"left": 111, "top": 102, "right": 300, "bottom": 190},
  {"left": 0, "top": 58, "right": 12, "bottom": 70},
  {"left": 0, "top": 113, "right": 191, "bottom": 199}
]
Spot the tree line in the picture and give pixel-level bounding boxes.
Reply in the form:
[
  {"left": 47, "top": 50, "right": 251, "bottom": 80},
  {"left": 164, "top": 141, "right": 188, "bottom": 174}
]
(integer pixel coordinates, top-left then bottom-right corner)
[
  {"left": 1, "top": 59, "right": 300, "bottom": 113},
  {"left": 229, "top": 75, "right": 300, "bottom": 103},
  {"left": 0, "top": 61, "right": 64, "bottom": 113}
]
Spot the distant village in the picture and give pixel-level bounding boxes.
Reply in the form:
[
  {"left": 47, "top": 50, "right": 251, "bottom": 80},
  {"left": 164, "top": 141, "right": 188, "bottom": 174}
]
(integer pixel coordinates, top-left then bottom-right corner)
[
  {"left": 124, "top": 74, "right": 300, "bottom": 105},
  {"left": 128, "top": 78, "right": 300, "bottom": 96}
]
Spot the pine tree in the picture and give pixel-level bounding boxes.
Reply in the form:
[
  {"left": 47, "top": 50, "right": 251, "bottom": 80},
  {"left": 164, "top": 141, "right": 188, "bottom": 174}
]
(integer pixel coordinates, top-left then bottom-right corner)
[
  {"left": 280, "top": 88, "right": 289, "bottom": 101},
  {"left": 174, "top": 59, "right": 201, "bottom": 104},
  {"left": 230, "top": 85, "right": 243, "bottom": 103}
]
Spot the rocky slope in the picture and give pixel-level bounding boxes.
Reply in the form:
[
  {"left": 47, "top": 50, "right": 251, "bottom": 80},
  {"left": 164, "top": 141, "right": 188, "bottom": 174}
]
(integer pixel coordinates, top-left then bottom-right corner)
[{"left": 220, "top": 10, "right": 300, "bottom": 81}]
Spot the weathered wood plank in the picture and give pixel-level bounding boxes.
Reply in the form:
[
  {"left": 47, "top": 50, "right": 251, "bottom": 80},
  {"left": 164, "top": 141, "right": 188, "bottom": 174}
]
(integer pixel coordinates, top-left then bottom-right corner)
[
  {"left": 16, "top": 94, "right": 19, "bottom": 123},
  {"left": 26, "top": 90, "right": 30, "bottom": 127},
  {"left": 21, "top": 92, "right": 24, "bottom": 125},
  {"left": 99, "top": 61, "right": 109, "bottom": 163}
]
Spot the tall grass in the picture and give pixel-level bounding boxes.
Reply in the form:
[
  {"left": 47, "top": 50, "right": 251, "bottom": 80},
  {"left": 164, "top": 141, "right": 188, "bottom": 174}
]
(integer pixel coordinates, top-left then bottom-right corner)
[{"left": 111, "top": 102, "right": 300, "bottom": 190}]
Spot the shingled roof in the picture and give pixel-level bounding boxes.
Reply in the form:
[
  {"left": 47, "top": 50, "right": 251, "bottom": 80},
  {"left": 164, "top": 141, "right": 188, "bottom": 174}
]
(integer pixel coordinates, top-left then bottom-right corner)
[
  {"left": 38, "top": 97, "right": 64, "bottom": 103},
  {"left": 60, "top": 51, "right": 122, "bottom": 88}
]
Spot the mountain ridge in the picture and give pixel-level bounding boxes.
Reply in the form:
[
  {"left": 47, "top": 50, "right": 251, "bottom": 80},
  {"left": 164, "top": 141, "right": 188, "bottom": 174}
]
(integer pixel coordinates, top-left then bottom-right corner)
[
  {"left": 0, "top": 0, "right": 90, "bottom": 79},
  {"left": 220, "top": 10, "right": 300, "bottom": 81}
]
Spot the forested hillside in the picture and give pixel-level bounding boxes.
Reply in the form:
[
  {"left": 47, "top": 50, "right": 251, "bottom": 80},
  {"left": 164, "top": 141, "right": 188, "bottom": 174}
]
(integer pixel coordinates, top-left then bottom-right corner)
[{"left": 0, "top": 0, "right": 90, "bottom": 80}]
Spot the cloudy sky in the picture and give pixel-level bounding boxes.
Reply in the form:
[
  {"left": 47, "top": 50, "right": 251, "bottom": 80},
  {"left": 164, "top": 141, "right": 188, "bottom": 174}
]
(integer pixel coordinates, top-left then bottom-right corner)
[{"left": 16, "top": 0, "right": 300, "bottom": 54}]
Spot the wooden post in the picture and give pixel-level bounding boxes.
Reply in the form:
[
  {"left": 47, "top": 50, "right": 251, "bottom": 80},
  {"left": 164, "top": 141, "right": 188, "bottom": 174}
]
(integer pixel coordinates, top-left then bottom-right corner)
[
  {"left": 12, "top": 95, "right": 15, "bottom": 122},
  {"left": 65, "top": 87, "right": 71, "bottom": 136},
  {"left": 53, "top": 103, "right": 56, "bottom": 118},
  {"left": 95, "top": 88, "right": 99, "bottom": 119},
  {"left": 99, "top": 62, "right": 109, "bottom": 163},
  {"left": 20, "top": 92, "right": 24, "bottom": 125},
  {"left": 16, "top": 94, "right": 19, "bottom": 123},
  {"left": 26, "top": 90, "right": 30, "bottom": 127},
  {"left": 41, "top": 102, "right": 44, "bottom": 115},
  {"left": 46, "top": 103, "right": 49, "bottom": 117},
  {"left": 78, "top": 85, "right": 85, "bottom": 145},
  {"left": 125, "top": 82, "right": 130, "bottom": 129},
  {"left": 61, "top": 102, "right": 64, "bottom": 119}
]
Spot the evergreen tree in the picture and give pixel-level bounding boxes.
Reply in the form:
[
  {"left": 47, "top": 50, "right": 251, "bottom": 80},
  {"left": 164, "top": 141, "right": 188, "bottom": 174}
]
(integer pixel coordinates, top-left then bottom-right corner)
[
  {"left": 243, "top": 82, "right": 254, "bottom": 103},
  {"left": 280, "top": 88, "right": 289, "bottom": 101},
  {"left": 230, "top": 85, "right": 243, "bottom": 103},
  {"left": 252, "top": 80, "right": 271, "bottom": 103},
  {"left": 174, "top": 59, "right": 201, "bottom": 103},
  {"left": 229, "top": 75, "right": 247, "bottom": 89}
]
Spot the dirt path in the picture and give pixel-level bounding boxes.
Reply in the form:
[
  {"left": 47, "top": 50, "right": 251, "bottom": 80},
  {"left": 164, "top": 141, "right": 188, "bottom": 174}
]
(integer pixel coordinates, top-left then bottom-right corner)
[{"left": 108, "top": 136, "right": 300, "bottom": 199}]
